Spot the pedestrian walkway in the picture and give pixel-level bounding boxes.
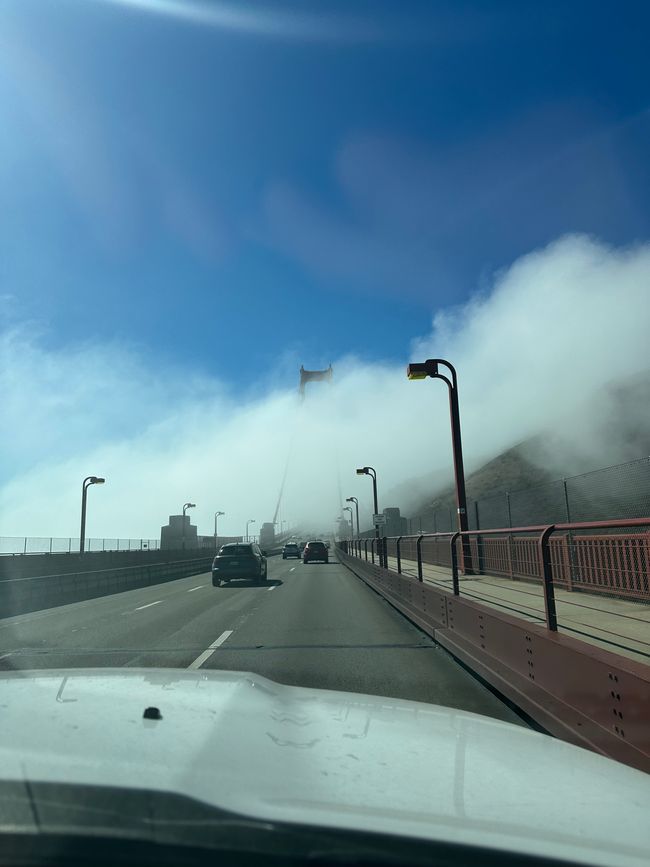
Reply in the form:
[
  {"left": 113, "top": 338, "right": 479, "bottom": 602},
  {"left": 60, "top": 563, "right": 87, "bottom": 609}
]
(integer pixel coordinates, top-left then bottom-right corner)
[{"left": 378, "top": 554, "right": 650, "bottom": 664}]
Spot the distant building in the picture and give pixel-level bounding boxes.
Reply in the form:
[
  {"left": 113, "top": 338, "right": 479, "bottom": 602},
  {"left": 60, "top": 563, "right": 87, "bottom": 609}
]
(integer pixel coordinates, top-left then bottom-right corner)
[
  {"left": 357, "top": 506, "right": 408, "bottom": 539},
  {"left": 337, "top": 518, "right": 352, "bottom": 539},
  {"left": 383, "top": 507, "right": 407, "bottom": 537},
  {"left": 259, "top": 522, "right": 276, "bottom": 548},
  {"left": 198, "top": 534, "right": 242, "bottom": 550},
  {"left": 160, "top": 515, "right": 197, "bottom": 550}
]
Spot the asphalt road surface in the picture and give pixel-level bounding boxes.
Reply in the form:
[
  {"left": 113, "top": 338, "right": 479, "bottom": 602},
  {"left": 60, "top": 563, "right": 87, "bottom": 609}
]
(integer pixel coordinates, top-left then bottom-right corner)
[{"left": 0, "top": 552, "right": 525, "bottom": 724}]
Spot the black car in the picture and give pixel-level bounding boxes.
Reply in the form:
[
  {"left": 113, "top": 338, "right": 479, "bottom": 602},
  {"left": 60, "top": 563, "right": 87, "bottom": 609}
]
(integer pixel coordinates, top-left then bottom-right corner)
[
  {"left": 303, "top": 541, "right": 329, "bottom": 564},
  {"left": 212, "top": 543, "right": 268, "bottom": 587},
  {"left": 282, "top": 542, "right": 300, "bottom": 559}
]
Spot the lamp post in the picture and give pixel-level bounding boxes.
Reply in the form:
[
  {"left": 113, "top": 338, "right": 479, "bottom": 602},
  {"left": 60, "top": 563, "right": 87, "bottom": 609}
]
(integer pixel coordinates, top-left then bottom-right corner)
[
  {"left": 356, "top": 466, "right": 382, "bottom": 564},
  {"left": 80, "top": 476, "right": 105, "bottom": 553},
  {"left": 182, "top": 502, "right": 195, "bottom": 550},
  {"left": 246, "top": 519, "right": 255, "bottom": 542},
  {"left": 214, "top": 511, "right": 225, "bottom": 550},
  {"left": 343, "top": 506, "right": 354, "bottom": 540},
  {"left": 346, "top": 496, "right": 359, "bottom": 538},
  {"left": 406, "top": 358, "right": 473, "bottom": 574}
]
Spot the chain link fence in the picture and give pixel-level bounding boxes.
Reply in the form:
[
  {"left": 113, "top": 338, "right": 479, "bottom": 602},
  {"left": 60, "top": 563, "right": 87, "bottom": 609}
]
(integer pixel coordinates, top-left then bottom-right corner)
[{"left": 421, "top": 456, "right": 650, "bottom": 531}]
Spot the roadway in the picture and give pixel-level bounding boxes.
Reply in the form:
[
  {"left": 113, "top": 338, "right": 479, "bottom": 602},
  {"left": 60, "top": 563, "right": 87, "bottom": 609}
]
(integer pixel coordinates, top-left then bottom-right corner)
[{"left": 0, "top": 551, "right": 526, "bottom": 725}]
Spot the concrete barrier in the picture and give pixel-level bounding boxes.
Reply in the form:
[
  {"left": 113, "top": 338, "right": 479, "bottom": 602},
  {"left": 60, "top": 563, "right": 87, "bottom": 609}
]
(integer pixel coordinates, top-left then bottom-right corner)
[
  {"left": 0, "top": 548, "right": 217, "bottom": 582},
  {"left": 0, "top": 557, "right": 214, "bottom": 618}
]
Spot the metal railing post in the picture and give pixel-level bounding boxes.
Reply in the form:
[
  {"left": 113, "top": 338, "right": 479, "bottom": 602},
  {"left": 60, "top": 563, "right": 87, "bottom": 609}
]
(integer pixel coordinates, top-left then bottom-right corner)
[
  {"left": 475, "top": 530, "right": 484, "bottom": 574},
  {"left": 396, "top": 536, "right": 402, "bottom": 574},
  {"left": 505, "top": 492, "right": 516, "bottom": 580},
  {"left": 563, "top": 478, "right": 577, "bottom": 591},
  {"left": 450, "top": 532, "right": 461, "bottom": 595},
  {"left": 371, "top": 539, "right": 375, "bottom": 564},
  {"left": 538, "top": 525, "right": 558, "bottom": 631},
  {"left": 416, "top": 534, "right": 424, "bottom": 582}
]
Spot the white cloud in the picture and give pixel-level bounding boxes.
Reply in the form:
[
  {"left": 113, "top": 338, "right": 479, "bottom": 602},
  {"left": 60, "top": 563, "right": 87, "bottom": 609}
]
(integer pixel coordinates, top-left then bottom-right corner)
[
  {"left": 0, "top": 234, "right": 648, "bottom": 540},
  {"left": 414, "top": 234, "right": 650, "bottom": 458}
]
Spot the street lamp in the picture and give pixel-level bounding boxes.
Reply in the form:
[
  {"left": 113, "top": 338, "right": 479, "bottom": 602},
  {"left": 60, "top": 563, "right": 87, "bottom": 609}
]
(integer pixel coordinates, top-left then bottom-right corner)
[
  {"left": 214, "top": 510, "right": 225, "bottom": 550},
  {"left": 246, "top": 519, "right": 255, "bottom": 541},
  {"left": 80, "top": 476, "right": 105, "bottom": 553},
  {"left": 182, "top": 502, "right": 195, "bottom": 550},
  {"left": 406, "top": 358, "right": 473, "bottom": 573},
  {"left": 343, "top": 506, "right": 353, "bottom": 540},
  {"left": 346, "top": 496, "right": 359, "bottom": 538},
  {"left": 356, "top": 466, "right": 382, "bottom": 564}
]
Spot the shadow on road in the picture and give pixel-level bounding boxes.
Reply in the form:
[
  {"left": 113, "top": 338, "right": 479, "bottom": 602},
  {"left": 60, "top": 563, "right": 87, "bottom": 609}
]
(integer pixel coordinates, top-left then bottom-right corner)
[{"left": 217, "top": 578, "right": 284, "bottom": 589}]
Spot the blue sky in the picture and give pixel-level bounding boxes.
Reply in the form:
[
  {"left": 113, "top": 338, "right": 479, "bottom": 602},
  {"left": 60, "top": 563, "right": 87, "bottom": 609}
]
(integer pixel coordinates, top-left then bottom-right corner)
[
  {"left": 2, "top": 1, "right": 650, "bottom": 538},
  {"left": 2, "top": 0, "right": 649, "bottom": 390}
]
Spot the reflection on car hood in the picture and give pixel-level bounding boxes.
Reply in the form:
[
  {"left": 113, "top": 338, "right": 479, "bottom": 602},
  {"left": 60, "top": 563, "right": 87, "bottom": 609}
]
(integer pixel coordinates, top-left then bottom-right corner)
[{"left": 0, "top": 668, "right": 648, "bottom": 866}]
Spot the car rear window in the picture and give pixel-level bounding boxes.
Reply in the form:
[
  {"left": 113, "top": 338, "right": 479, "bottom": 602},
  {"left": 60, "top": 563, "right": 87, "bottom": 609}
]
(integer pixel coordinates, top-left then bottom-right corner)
[
  {"left": 285, "top": 543, "right": 298, "bottom": 548},
  {"left": 218, "top": 545, "right": 254, "bottom": 556},
  {"left": 308, "top": 542, "right": 326, "bottom": 549}
]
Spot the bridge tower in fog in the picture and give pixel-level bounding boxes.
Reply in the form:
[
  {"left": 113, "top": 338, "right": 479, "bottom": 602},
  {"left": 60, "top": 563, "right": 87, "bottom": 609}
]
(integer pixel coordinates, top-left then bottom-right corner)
[{"left": 299, "top": 365, "right": 333, "bottom": 400}]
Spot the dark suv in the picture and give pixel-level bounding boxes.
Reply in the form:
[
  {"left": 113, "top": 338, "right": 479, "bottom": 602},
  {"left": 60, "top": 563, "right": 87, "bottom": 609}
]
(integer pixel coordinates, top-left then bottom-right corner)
[
  {"left": 303, "top": 540, "right": 329, "bottom": 564},
  {"left": 212, "top": 543, "right": 268, "bottom": 587},
  {"left": 282, "top": 542, "right": 300, "bottom": 559}
]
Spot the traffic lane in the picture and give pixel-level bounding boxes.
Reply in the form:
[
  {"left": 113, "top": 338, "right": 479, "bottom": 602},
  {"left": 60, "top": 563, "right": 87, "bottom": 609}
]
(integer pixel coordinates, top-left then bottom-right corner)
[
  {"left": 0, "top": 554, "right": 528, "bottom": 728},
  {"left": 0, "top": 556, "right": 292, "bottom": 671},
  {"left": 199, "top": 556, "right": 528, "bottom": 726},
  {"left": 122, "top": 556, "right": 294, "bottom": 668}
]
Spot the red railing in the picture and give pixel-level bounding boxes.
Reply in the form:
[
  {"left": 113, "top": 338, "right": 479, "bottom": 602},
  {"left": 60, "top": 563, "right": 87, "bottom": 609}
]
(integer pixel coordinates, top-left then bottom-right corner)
[{"left": 343, "top": 518, "right": 650, "bottom": 631}]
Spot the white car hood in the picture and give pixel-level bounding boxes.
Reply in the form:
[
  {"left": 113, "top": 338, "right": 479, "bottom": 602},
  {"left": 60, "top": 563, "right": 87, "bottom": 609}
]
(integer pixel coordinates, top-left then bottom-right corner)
[{"left": 0, "top": 668, "right": 648, "bottom": 866}]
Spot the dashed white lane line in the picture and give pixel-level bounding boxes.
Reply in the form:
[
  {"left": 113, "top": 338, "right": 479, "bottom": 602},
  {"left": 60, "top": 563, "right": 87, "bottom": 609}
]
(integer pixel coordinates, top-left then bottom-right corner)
[
  {"left": 188, "top": 585, "right": 205, "bottom": 592},
  {"left": 267, "top": 585, "right": 276, "bottom": 592},
  {"left": 187, "top": 630, "right": 233, "bottom": 670},
  {"left": 134, "top": 600, "right": 162, "bottom": 611},
  {"left": 289, "top": 567, "right": 295, "bottom": 572}
]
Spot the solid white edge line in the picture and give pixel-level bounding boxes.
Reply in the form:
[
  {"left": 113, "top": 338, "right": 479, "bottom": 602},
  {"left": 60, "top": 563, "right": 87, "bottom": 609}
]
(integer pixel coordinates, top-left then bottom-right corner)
[
  {"left": 134, "top": 600, "right": 162, "bottom": 611},
  {"left": 187, "top": 630, "right": 233, "bottom": 670}
]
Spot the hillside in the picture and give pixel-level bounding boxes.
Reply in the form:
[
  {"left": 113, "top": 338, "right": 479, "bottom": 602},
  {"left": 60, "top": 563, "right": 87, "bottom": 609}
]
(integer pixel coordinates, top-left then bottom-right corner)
[{"left": 394, "top": 370, "right": 650, "bottom": 530}]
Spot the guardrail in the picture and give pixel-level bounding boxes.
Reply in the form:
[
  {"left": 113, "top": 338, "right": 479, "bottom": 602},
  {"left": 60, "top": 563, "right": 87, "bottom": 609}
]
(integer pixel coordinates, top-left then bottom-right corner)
[
  {"left": 0, "top": 537, "right": 163, "bottom": 555},
  {"left": 339, "top": 518, "right": 650, "bottom": 774},
  {"left": 346, "top": 518, "right": 650, "bottom": 610}
]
